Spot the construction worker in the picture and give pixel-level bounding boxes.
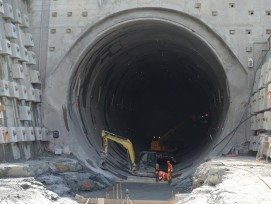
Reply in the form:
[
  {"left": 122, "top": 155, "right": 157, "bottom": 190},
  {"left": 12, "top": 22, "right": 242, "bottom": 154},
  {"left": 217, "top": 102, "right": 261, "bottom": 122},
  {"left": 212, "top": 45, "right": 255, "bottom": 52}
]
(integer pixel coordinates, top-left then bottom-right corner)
[
  {"left": 167, "top": 160, "right": 173, "bottom": 184},
  {"left": 156, "top": 170, "right": 168, "bottom": 181}
]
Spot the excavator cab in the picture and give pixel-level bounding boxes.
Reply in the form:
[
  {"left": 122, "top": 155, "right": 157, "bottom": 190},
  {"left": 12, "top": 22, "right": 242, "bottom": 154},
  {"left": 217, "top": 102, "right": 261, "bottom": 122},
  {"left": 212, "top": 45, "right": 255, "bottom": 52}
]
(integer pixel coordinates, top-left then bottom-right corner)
[
  {"left": 135, "top": 151, "right": 176, "bottom": 177},
  {"left": 136, "top": 151, "right": 158, "bottom": 177}
]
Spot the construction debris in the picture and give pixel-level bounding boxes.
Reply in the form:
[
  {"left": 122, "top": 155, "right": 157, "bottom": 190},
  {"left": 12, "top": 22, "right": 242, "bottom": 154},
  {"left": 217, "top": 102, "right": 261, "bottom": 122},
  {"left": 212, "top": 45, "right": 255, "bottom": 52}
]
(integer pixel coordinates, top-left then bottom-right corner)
[
  {"left": 0, "top": 155, "right": 113, "bottom": 203},
  {"left": 177, "top": 157, "right": 271, "bottom": 203},
  {"left": 2, "top": 154, "right": 271, "bottom": 204}
]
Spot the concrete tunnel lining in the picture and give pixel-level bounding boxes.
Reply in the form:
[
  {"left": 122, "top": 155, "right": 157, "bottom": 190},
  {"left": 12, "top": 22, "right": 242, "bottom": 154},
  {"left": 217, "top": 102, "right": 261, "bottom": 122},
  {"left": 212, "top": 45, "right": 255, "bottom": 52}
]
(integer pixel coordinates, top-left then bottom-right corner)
[
  {"left": 72, "top": 21, "right": 229, "bottom": 175},
  {"left": 45, "top": 8, "right": 248, "bottom": 178}
]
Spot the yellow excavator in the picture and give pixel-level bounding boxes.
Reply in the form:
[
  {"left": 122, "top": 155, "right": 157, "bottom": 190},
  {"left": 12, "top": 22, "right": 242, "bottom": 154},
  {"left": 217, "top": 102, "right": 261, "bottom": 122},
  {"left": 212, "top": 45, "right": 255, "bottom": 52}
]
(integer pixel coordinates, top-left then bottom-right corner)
[{"left": 100, "top": 130, "right": 175, "bottom": 177}]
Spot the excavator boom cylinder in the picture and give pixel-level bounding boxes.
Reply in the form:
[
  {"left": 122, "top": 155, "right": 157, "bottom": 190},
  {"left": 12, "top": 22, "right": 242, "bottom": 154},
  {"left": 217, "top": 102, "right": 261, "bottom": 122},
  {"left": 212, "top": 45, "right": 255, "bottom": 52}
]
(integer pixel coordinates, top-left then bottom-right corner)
[{"left": 101, "top": 130, "right": 137, "bottom": 173}]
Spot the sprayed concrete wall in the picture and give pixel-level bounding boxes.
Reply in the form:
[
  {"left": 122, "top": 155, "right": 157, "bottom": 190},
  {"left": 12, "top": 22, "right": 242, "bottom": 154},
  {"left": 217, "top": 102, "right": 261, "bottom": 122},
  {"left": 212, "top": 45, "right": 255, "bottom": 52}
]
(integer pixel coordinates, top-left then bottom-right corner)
[{"left": 0, "top": 0, "right": 271, "bottom": 179}]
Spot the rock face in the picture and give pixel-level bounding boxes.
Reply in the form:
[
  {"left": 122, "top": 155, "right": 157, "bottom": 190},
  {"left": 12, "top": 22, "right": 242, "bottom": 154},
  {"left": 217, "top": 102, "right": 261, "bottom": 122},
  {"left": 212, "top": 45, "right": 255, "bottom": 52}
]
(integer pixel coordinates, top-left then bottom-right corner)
[
  {"left": 176, "top": 157, "right": 271, "bottom": 204},
  {"left": 61, "top": 172, "right": 107, "bottom": 192},
  {"left": 172, "top": 176, "right": 193, "bottom": 193},
  {"left": 193, "top": 162, "right": 228, "bottom": 188},
  {"left": 0, "top": 155, "right": 114, "bottom": 201},
  {"left": 171, "top": 162, "right": 228, "bottom": 194},
  {"left": 34, "top": 156, "right": 113, "bottom": 195}
]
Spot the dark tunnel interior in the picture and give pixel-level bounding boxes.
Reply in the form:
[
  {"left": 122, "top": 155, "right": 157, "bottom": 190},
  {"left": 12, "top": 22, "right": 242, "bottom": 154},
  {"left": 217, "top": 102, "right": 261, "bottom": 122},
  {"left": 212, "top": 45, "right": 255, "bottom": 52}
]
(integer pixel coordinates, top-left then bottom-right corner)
[{"left": 73, "top": 20, "right": 229, "bottom": 174}]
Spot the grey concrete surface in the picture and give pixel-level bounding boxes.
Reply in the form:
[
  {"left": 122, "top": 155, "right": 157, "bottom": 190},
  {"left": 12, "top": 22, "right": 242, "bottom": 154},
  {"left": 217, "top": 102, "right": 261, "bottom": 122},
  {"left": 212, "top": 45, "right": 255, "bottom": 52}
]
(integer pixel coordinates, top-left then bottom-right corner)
[
  {"left": 0, "top": 0, "right": 271, "bottom": 187},
  {"left": 41, "top": 5, "right": 252, "bottom": 178},
  {"left": 84, "top": 182, "right": 177, "bottom": 201}
]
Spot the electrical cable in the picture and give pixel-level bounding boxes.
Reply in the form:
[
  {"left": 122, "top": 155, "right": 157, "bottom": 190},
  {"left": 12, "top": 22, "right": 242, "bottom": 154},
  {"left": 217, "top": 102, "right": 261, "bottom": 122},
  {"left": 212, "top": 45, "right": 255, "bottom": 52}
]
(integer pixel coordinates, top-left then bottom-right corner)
[
  {"left": 213, "top": 47, "right": 270, "bottom": 155},
  {"left": 215, "top": 115, "right": 252, "bottom": 154},
  {"left": 221, "top": 161, "right": 271, "bottom": 190}
]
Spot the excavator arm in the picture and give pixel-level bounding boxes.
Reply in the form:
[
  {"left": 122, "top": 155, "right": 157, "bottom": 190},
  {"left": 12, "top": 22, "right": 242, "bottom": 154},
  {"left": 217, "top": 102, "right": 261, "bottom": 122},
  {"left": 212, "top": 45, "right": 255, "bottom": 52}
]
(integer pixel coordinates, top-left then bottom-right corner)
[
  {"left": 151, "top": 116, "right": 194, "bottom": 152},
  {"left": 101, "top": 130, "right": 136, "bottom": 173}
]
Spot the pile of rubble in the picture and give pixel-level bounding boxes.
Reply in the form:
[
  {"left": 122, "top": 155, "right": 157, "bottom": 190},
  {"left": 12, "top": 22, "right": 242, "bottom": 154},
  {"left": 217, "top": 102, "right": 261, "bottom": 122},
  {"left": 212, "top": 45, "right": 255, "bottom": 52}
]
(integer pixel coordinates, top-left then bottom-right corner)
[
  {"left": 0, "top": 155, "right": 113, "bottom": 204},
  {"left": 35, "top": 157, "right": 112, "bottom": 195},
  {"left": 176, "top": 157, "right": 271, "bottom": 204}
]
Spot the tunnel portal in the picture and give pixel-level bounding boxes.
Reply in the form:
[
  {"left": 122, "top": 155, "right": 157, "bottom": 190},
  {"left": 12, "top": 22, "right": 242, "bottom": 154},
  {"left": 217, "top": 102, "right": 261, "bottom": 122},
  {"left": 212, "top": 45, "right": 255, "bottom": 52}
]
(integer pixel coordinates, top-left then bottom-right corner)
[{"left": 70, "top": 18, "right": 229, "bottom": 175}]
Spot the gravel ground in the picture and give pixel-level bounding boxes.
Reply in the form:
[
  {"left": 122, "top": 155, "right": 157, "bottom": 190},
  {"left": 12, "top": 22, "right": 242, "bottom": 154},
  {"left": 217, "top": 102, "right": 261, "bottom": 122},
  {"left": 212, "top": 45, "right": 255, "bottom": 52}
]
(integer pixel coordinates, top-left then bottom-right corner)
[
  {"left": 0, "top": 177, "right": 78, "bottom": 204},
  {"left": 1, "top": 156, "right": 271, "bottom": 204},
  {"left": 177, "top": 156, "right": 271, "bottom": 204}
]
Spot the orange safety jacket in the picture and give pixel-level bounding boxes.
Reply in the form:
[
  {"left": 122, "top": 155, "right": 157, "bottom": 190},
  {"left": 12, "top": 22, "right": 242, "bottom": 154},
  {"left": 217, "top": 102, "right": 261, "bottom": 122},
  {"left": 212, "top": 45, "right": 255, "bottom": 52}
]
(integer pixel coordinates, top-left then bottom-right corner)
[
  {"left": 156, "top": 171, "right": 168, "bottom": 181},
  {"left": 167, "top": 163, "right": 173, "bottom": 173}
]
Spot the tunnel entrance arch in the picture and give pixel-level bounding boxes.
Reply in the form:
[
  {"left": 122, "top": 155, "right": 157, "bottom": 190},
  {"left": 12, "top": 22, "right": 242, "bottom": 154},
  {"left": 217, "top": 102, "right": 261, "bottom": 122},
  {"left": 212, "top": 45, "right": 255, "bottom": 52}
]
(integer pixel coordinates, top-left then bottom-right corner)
[{"left": 46, "top": 8, "right": 248, "bottom": 177}]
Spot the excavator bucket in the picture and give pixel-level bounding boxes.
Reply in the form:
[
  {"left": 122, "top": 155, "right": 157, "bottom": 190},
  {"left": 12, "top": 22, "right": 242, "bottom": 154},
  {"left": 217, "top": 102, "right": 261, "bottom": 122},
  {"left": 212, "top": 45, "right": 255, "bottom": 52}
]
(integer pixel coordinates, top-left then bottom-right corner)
[
  {"left": 98, "top": 159, "right": 107, "bottom": 169},
  {"left": 98, "top": 151, "right": 108, "bottom": 169}
]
